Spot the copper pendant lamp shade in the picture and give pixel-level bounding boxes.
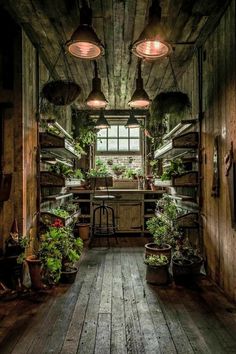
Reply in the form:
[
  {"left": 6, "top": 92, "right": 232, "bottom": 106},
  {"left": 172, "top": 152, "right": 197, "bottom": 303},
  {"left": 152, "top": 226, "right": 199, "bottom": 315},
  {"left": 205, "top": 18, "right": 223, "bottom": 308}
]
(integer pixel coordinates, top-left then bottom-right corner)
[
  {"left": 128, "top": 61, "right": 151, "bottom": 109},
  {"left": 67, "top": 1, "right": 104, "bottom": 60},
  {"left": 86, "top": 62, "right": 108, "bottom": 109},
  {"left": 131, "top": 0, "right": 171, "bottom": 61},
  {"left": 95, "top": 110, "right": 110, "bottom": 129}
]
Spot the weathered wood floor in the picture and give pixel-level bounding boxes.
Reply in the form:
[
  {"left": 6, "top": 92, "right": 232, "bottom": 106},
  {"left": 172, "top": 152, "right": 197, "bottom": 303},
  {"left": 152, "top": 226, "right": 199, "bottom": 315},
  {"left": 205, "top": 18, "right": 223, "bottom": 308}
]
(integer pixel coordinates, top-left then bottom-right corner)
[{"left": 1, "top": 237, "right": 236, "bottom": 354}]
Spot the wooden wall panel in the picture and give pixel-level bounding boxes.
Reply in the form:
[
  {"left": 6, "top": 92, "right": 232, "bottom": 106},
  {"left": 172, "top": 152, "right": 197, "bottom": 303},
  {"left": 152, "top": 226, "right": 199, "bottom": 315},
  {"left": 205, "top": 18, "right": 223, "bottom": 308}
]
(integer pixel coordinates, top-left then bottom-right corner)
[
  {"left": 22, "top": 32, "right": 38, "bottom": 237},
  {"left": 179, "top": 0, "right": 236, "bottom": 300}
]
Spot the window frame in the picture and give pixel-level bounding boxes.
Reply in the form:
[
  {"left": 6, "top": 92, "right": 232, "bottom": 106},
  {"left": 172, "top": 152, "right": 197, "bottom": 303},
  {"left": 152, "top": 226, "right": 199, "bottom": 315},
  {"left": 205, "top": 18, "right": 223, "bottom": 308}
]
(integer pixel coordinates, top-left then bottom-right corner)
[{"left": 95, "top": 119, "right": 143, "bottom": 156}]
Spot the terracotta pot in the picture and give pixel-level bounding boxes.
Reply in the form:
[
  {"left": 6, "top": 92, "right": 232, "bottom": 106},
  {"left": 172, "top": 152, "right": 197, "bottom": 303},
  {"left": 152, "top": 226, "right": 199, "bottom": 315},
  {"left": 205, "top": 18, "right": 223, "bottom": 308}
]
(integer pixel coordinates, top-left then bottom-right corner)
[
  {"left": 146, "top": 264, "right": 170, "bottom": 285},
  {"left": 26, "top": 255, "right": 44, "bottom": 289},
  {"left": 77, "top": 223, "right": 90, "bottom": 241},
  {"left": 144, "top": 243, "right": 172, "bottom": 262}
]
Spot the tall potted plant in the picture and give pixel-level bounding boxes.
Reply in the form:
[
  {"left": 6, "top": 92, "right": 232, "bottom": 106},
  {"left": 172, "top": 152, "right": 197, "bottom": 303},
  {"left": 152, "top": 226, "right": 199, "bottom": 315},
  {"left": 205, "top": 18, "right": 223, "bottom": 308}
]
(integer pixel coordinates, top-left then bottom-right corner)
[{"left": 145, "top": 194, "right": 180, "bottom": 261}]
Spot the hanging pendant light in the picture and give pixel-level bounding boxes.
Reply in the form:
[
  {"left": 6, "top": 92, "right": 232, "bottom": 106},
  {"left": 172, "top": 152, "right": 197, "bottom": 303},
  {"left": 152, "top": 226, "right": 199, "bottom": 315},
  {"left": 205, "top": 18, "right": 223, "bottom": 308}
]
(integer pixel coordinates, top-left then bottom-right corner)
[
  {"left": 125, "top": 109, "right": 140, "bottom": 129},
  {"left": 131, "top": 0, "right": 171, "bottom": 61},
  {"left": 66, "top": 0, "right": 104, "bottom": 60},
  {"left": 86, "top": 61, "right": 108, "bottom": 109},
  {"left": 128, "top": 60, "right": 151, "bottom": 109},
  {"left": 95, "top": 109, "right": 110, "bottom": 129}
]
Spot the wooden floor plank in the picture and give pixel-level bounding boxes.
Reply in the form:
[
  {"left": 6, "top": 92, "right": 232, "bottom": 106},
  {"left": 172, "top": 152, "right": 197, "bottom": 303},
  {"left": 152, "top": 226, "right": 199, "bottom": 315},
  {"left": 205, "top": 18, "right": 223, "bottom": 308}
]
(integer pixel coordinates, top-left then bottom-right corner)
[
  {"left": 94, "top": 313, "right": 111, "bottom": 354},
  {"left": 77, "top": 250, "right": 106, "bottom": 354},
  {"left": 121, "top": 248, "right": 146, "bottom": 354},
  {"left": 60, "top": 251, "right": 103, "bottom": 354},
  {"left": 135, "top": 252, "right": 178, "bottom": 354},
  {"left": 128, "top": 249, "right": 161, "bottom": 353},
  {"left": 1, "top": 238, "right": 236, "bottom": 354},
  {"left": 111, "top": 248, "right": 127, "bottom": 354}
]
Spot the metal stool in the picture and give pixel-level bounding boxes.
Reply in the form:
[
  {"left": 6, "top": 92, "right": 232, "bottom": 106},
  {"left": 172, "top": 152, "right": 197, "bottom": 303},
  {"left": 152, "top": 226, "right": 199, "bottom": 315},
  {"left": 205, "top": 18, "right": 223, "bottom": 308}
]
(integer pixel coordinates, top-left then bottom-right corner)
[{"left": 91, "top": 195, "right": 117, "bottom": 247}]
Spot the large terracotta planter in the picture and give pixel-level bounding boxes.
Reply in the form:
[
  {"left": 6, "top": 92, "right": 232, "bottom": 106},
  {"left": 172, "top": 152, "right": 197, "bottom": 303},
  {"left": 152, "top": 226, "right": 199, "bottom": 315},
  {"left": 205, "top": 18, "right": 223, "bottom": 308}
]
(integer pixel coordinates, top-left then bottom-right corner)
[
  {"left": 144, "top": 243, "right": 172, "bottom": 262},
  {"left": 26, "top": 255, "right": 44, "bottom": 290},
  {"left": 146, "top": 264, "right": 170, "bottom": 285}
]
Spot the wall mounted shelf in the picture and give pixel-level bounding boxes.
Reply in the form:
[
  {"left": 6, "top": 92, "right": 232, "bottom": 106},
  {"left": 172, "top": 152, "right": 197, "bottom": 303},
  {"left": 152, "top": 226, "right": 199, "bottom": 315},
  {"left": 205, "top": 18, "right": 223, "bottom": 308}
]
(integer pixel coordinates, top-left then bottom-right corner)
[
  {"left": 154, "top": 132, "right": 199, "bottom": 159},
  {"left": 40, "top": 132, "right": 78, "bottom": 159}
]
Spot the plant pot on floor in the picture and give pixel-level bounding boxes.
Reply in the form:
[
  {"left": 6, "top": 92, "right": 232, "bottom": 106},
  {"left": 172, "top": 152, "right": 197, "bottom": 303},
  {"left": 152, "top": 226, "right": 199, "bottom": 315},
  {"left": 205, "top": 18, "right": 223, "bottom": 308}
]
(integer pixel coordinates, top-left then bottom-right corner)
[
  {"left": 146, "top": 264, "right": 170, "bottom": 285},
  {"left": 172, "top": 255, "right": 203, "bottom": 285},
  {"left": 145, "top": 243, "right": 172, "bottom": 262},
  {"left": 75, "top": 223, "right": 90, "bottom": 241},
  {"left": 60, "top": 266, "right": 78, "bottom": 284},
  {"left": 26, "top": 255, "right": 44, "bottom": 290}
]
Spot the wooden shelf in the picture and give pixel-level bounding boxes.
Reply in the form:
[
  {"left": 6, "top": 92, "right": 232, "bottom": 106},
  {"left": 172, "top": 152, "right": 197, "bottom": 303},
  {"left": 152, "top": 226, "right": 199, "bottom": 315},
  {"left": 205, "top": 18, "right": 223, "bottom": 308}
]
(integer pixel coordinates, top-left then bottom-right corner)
[
  {"left": 40, "top": 210, "right": 80, "bottom": 226},
  {"left": 167, "top": 194, "right": 194, "bottom": 202},
  {"left": 42, "top": 193, "right": 73, "bottom": 201},
  {"left": 40, "top": 171, "right": 65, "bottom": 187},
  {"left": 163, "top": 119, "right": 197, "bottom": 140},
  {"left": 154, "top": 132, "right": 198, "bottom": 159},
  {"left": 176, "top": 212, "right": 199, "bottom": 228},
  {"left": 40, "top": 132, "right": 78, "bottom": 159},
  {"left": 172, "top": 171, "right": 198, "bottom": 187}
]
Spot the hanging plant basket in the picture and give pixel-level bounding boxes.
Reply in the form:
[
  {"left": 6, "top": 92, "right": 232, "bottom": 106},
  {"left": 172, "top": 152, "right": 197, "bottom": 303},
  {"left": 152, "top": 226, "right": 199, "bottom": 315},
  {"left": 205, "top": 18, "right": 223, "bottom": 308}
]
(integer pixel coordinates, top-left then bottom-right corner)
[
  {"left": 42, "top": 80, "right": 81, "bottom": 106},
  {"left": 150, "top": 91, "right": 191, "bottom": 120}
]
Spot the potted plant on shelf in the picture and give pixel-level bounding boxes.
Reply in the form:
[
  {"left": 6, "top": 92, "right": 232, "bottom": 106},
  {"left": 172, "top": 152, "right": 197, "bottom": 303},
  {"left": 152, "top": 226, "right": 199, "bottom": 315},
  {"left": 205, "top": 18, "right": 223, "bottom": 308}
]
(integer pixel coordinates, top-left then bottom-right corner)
[
  {"left": 87, "top": 159, "right": 113, "bottom": 188},
  {"left": 144, "top": 254, "right": 170, "bottom": 285},
  {"left": 145, "top": 195, "right": 180, "bottom": 261},
  {"left": 111, "top": 164, "right": 126, "bottom": 178},
  {"left": 155, "top": 159, "right": 184, "bottom": 187}
]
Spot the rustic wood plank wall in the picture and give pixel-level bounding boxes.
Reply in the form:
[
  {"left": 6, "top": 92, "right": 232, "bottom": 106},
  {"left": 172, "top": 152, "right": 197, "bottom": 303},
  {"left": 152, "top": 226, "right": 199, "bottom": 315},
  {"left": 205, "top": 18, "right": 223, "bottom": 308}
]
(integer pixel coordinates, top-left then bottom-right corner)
[
  {"left": 22, "top": 32, "right": 38, "bottom": 239},
  {"left": 179, "top": 0, "right": 236, "bottom": 301},
  {"left": 0, "top": 13, "right": 23, "bottom": 251}
]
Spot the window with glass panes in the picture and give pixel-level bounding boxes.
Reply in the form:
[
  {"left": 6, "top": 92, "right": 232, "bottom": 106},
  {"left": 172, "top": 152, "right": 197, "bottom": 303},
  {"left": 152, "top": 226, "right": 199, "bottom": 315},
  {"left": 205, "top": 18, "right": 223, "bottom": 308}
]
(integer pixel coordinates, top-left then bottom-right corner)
[{"left": 96, "top": 124, "right": 141, "bottom": 153}]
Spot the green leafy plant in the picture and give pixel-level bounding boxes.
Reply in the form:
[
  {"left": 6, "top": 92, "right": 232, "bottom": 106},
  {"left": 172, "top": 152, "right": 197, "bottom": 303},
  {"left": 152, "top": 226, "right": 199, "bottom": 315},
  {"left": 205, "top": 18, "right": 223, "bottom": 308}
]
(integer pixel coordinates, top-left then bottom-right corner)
[
  {"left": 123, "top": 167, "right": 137, "bottom": 179},
  {"left": 144, "top": 254, "right": 169, "bottom": 266},
  {"left": 49, "top": 162, "right": 74, "bottom": 178},
  {"left": 49, "top": 208, "right": 70, "bottom": 218},
  {"left": 40, "top": 226, "right": 83, "bottom": 284},
  {"left": 161, "top": 159, "right": 184, "bottom": 181},
  {"left": 112, "top": 164, "right": 126, "bottom": 178},
  {"left": 87, "top": 159, "right": 110, "bottom": 178},
  {"left": 146, "top": 194, "right": 180, "bottom": 247},
  {"left": 74, "top": 168, "right": 85, "bottom": 180}
]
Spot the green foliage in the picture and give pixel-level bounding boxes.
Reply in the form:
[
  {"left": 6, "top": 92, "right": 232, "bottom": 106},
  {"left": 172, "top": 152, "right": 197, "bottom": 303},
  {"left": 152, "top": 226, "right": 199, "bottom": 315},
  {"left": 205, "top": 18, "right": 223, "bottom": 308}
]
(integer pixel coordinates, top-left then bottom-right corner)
[
  {"left": 144, "top": 254, "right": 169, "bottom": 266},
  {"left": 49, "top": 162, "right": 74, "bottom": 178},
  {"left": 161, "top": 159, "right": 184, "bottom": 181},
  {"left": 111, "top": 164, "right": 126, "bottom": 177},
  {"left": 39, "top": 226, "right": 83, "bottom": 284},
  {"left": 87, "top": 159, "right": 110, "bottom": 178},
  {"left": 49, "top": 208, "right": 70, "bottom": 218},
  {"left": 146, "top": 194, "right": 180, "bottom": 247},
  {"left": 150, "top": 92, "right": 191, "bottom": 121},
  {"left": 123, "top": 167, "right": 137, "bottom": 179},
  {"left": 74, "top": 142, "right": 86, "bottom": 156},
  {"left": 74, "top": 168, "right": 85, "bottom": 180}
]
